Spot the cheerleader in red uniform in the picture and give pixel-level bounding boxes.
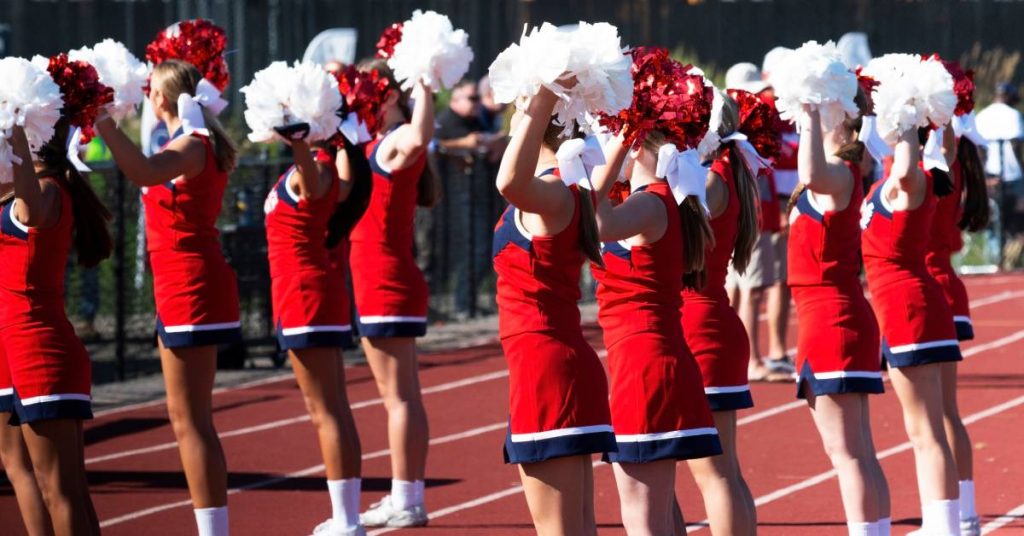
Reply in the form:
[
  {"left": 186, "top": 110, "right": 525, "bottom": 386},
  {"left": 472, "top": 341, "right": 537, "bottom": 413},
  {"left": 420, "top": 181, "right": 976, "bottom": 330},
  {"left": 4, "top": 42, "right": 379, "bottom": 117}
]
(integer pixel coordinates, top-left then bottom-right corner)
[
  {"left": 348, "top": 59, "right": 435, "bottom": 527},
  {"left": 97, "top": 57, "right": 239, "bottom": 535},
  {"left": 264, "top": 102, "right": 374, "bottom": 533},
  {"left": 493, "top": 84, "right": 616, "bottom": 534},
  {"left": 588, "top": 48, "right": 723, "bottom": 535},
  {"left": 1, "top": 54, "right": 113, "bottom": 533},
  {"left": 789, "top": 99, "right": 891, "bottom": 535},
  {"left": 862, "top": 122, "right": 963, "bottom": 535}
]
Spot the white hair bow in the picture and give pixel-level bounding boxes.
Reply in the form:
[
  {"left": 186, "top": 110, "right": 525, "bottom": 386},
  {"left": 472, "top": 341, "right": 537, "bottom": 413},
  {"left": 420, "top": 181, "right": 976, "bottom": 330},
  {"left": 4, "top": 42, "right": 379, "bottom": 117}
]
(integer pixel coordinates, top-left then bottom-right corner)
[
  {"left": 556, "top": 135, "right": 606, "bottom": 189},
  {"left": 339, "top": 112, "right": 372, "bottom": 145},
  {"left": 923, "top": 126, "right": 948, "bottom": 173},
  {"left": 656, "top": 143, "right": 708, "bottom": 212},
  {"left": 952, "top": 111, "right": 987, "bottom": 147},
  {"left": 858, "top": 115, "right": 894, "bottom": 162},
  {"left": 696, "top": 88, "right": 727, "bottom": 162},
  {"left": 66, "top": 127, "right": 91, "bottom": 173},
  {"left": 176, "top": 78, "right": 228, "bottom": 137},
  {"left": 721, "top": 131, "right": 771, "bottom": 176}
]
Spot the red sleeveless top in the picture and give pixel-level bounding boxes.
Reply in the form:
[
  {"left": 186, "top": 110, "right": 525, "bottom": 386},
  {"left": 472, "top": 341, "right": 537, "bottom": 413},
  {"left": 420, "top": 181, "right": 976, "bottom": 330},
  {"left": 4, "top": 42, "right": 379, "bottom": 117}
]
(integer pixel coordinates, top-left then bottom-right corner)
[
  {"left": 264, "top": 149, "right": 339, "bottom": 274},
  {"left": 788, "top": 162, "right": 864, "bottom": 288},
  {"left": 683, "top": 155, "right": 738, "bottom": 304}
]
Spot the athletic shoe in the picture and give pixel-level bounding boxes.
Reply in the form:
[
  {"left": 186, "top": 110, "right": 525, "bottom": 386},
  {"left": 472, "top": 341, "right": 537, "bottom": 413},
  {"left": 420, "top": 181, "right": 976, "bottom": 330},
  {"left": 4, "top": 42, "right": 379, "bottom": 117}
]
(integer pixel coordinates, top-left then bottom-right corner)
[
  {"left": 961, "top": 516, "right": 981, "bottom": 536},
  {"left": 360, "top": 496, "right": 429, "bottom": 528},
  {"left": 310, "top": 519, "right": 366, "bottom": 536},
  {"left": 765, "top": 357, "right": 797, "bottom": 375}
]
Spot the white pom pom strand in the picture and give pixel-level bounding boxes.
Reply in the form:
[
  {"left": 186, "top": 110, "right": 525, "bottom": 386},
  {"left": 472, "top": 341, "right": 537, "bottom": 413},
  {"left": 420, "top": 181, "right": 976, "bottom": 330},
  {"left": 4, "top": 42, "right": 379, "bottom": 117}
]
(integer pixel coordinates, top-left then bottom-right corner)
[
  {"left": 771, "top": 40, "right": 858, "bottom": 132},
  {"left": 68, "top": 39, "right": 149, "bottom": 122},
  {"left": 488, "top": 23, "right": 570, "bottom": 108},
  {"left": 388, "top": 10, "right": 474, "bottom": 92},
  {"left": 550, "top": 22, "right": 633, "bottom": 135},
  {"left": 867, "top": 53, "right": 956, "bottom": 144},
  {"left": 240, "top": 60, "right": 342, "bottom": 144},
  {"left": 0, "top": 57, "right": 64, "bottom": 184}
]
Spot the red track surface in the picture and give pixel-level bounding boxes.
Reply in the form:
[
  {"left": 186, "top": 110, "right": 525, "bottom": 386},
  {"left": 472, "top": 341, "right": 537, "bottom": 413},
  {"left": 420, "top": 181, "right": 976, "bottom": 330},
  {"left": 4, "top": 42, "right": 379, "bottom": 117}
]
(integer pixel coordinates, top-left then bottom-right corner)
[{"left": 3, "top": 274, "right": 1024, "bottom": 535}]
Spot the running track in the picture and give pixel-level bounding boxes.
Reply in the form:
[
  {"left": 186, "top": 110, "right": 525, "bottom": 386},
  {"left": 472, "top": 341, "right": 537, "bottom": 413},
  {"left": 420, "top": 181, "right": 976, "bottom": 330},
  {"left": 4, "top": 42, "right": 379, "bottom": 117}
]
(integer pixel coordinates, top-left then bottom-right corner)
[{"left": 2, "top": 274, "right": 1024, "bottom": 535}]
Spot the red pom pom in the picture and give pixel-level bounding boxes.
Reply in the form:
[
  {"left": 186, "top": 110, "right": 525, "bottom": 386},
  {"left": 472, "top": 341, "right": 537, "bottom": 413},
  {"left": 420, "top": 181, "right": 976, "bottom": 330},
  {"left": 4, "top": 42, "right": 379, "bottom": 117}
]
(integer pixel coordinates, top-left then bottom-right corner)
[
  {"left": 597, "top": 47, "right": 713, "bottom": 150},
  {"left": 145, "top": 19, "right": 230, "bottom": 92},
  {"left": 331, "top": 65, "right": 393, "bottom": 144},
  {"left": 854, "top": 66, "right": 879, "bottom": 115},
  {"left": 727, "top": 88, "right": 783, "bottom": 160},
  {"left": 375, "top": 23, "right": 404, "bottom": 60},
  {"left": 924, "top": 54, "right": 975, "bottom": 116},
  {"left": 608, "top": 180, "right": 631, "bottom": 205},
  {"left": 45, "top": 54, "right": 114, "bottom": 144}
]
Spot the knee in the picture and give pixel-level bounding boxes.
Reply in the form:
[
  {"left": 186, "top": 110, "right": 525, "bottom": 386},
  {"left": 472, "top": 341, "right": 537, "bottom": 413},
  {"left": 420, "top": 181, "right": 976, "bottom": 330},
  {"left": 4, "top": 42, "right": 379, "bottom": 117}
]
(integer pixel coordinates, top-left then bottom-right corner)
[{"left": 165, "top": 404, "right": 212, "bottom": 439}]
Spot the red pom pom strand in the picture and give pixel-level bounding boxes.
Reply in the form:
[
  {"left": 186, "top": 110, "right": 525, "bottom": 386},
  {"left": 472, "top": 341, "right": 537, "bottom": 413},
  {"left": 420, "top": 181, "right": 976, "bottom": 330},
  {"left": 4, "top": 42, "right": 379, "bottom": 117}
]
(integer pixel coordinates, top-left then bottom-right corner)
[
  {"left": 145, "top": 19, "right": 230, "bottom": 92},
  {"left": 45, "top": 54, "right": 114, "bottom": 143},
  {"left": 375, "top": 23, "right": 404, "bottom": 60},
  {"left": 331, "top": 64, "right": 393, "bottom": 144},
  {"left": 925, "top": 54, "right": 975, "bottom": 116},
  {"left": 726, "top": 88, "right": 783, "bottom": 160}
]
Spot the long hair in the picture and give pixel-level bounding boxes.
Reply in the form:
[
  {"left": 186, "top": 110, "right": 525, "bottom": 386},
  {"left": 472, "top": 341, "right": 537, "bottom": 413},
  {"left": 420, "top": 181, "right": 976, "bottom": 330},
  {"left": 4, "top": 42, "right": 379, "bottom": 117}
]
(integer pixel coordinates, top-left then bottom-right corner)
[
  {"left": 717, "top": 96, "right": 759, "bottom": 275},
  {"left": 357, "top": 58, "right": 440, "bottom": 208},
  {"left": 540, "top": 120, "right": 602, "bottom": 265},
  {"left": 788, "top": 88, "right": 868, "bottom": 214},
  {"left": 34, "top": 119, "right": 113, "bottom": 267},
  {"left": 957, "top": 136, "right": 990, "bottom": 231},
  {"left": 325, "top": 138, "right": 374, "bottom": 249},
  {"left": 151, "top": 59, "right": 238, "bottom": 173},
  {"left": 641, "top": 130, "right": 714, "bottom": 290}
]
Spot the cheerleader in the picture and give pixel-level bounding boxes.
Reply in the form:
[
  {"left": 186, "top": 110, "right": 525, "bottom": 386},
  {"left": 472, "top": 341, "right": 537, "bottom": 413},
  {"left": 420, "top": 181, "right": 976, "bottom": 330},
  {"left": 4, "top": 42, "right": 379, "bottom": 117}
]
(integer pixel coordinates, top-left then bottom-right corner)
[
  {"left": 493, "top": 85, "right": 616, "bottom": 535},
  {"left": 681, "top": 96, "right": 759, "bottom": 535},
  {"left": 349, "top": 59, "right": 435, "bottom": 527},
  {"left": 1, "top": 119, "right": 107, "bottom": 534},
  {"left": 96, "top": 59, "right": 240, "bottom": 535},
  {"left": 861, "top": 121, "right": 963, "bottom": 535},
  {"left": 264, "top": 123, "right": 372, "bottom": 534},
  {"left": 789, "top": 100, "right": 891, "bottom": 536},
  {"left": 925, "top": 119, "right": 990, "bottom": 536},
  {"left": 0, "top": 391, "right": 50, "bottom": 536}
]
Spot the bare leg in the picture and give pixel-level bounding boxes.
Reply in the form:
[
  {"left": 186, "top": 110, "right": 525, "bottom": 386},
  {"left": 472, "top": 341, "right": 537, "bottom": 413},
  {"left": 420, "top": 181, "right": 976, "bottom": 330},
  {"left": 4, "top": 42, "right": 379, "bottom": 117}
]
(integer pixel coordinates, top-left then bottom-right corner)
[
  {"left": 519, "top": 455, "right": 590, "bottom": 536},
  {"left": 21, "top": 419, "right": 98, "bottom": 536},
  {"left": 804, "top": 389, "right": 888, "bottom": 523},
  {"left": 290, "top": 347, "right": 361, "bottom": 479},
  {"left": 0, "top": 415, "right": 53, "bottom": 536},
  {"left": 159, "top": 341, "right": 228, "bottom": 507},
  {"left": 940, "top": 362, "right": 972, "bottom": 482},
  {"left": 888, "top": 364, "right": 959, "bottom": 502},
  {"left": 687, "top": 411, "right": 757, "bottom": 536},
  {"left": 859, "top": 396, "right": 891, "bottom": 520},
  {"left": 612, "top": 459, "right": 677, "bottom": 536},
  {"left": 361, "top": 337, "right": 428, "bottom": 481}
]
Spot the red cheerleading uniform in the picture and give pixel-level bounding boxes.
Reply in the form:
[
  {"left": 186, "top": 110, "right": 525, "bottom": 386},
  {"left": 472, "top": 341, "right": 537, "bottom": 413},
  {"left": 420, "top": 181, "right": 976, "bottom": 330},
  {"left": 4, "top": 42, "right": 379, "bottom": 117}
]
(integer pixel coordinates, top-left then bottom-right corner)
[
  {"left": 682, "top": 156, "right": 753, "bottom": 410},
  {"left": 0, "top": 180, "right": 92, "bottom": 423},
  {"left": 327, "top": 238, "right": 355, "bottom": 349},
  {"left": 143, "top": 131, "right": 241, "bottom": 348},
  {"left": 592, "top": 182, "right": 721, "bottom": 463},
  {"left": 861, "top": 171, "right": 961, "bottom": 367},
  {"left": 349, "top": 126, "right": 429, "bottom": 338},
  {"left": 925, "top": 165, "right": 973, "bottom": 341},
  {"left": 265, "top": 149, "right": 352, "bottom": 350},
  {"left": 788, "top": 163, "right": 883, "bottom": 397},
  {"left": 493, "top": 173, "right": 615, "bottom": 464}
]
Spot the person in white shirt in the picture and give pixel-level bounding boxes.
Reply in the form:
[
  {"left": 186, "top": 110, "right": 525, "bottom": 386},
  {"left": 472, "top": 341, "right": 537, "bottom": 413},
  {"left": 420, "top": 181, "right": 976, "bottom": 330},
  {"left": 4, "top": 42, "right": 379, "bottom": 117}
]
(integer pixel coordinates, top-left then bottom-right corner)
[{"left": 976, "top": 83, "right": 1024, "bottom": 240}]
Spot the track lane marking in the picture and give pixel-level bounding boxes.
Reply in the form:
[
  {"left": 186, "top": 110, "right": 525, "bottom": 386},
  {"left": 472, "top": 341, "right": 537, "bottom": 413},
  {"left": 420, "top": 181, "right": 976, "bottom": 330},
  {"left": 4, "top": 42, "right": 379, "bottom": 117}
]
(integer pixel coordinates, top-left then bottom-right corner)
[{"left": 981, "top": 503, "right": 1024, "bottom": 534}]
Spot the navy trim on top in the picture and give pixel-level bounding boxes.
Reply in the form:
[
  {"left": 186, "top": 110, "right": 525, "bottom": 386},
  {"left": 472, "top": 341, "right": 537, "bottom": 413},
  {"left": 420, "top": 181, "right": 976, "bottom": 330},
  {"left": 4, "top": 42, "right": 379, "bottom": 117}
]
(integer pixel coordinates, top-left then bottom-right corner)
[
  {"left": 1, "top": 202, "right": 29, "bottom": 241},
  {"left": 492, "top": 205, "right": 532, "bottom": 258},
  {"left": 796, "top": 190, "right": 825, "bottom": 223},
  {"left": 601, "top": 240, "right": 631, "bottom": 261},
  {"left": 868, "top": 181, "right": 893, "bottom": 220},
  {"left": 275, "top": 170, "right": 300, "bottom": 209},
  {"left": 369, "top": 124, "right": 403, "bottom": 178}
]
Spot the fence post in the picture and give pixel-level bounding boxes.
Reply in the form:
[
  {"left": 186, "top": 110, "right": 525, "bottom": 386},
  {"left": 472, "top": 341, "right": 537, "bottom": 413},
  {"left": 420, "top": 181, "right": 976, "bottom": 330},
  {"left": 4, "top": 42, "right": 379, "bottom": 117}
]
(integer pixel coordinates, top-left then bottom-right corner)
[{"left": 115, "top": 170, "right": 127, "bottom": 381}]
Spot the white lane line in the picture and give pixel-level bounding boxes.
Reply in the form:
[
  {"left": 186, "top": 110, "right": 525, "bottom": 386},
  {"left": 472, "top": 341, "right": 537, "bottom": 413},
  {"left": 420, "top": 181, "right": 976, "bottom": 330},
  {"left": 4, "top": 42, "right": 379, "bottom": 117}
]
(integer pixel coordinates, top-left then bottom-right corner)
[
  {"left": 970, "top": 290, "right": 1024, "bottom": 309},
  {"left": 92, "top": 372, "right": 294, "bottom": 418},
  {"left": 100, "top": 421, "right": 509, "bottom": 528},
  {"left": 981, "top": 503, "right": 1024, "bottom": 534}
]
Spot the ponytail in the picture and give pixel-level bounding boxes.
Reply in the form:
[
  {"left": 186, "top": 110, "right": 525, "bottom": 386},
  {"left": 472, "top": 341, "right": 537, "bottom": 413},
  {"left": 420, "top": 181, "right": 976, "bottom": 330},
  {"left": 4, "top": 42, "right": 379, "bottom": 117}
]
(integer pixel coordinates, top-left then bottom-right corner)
[
  {"left": 200, "top": 105, "right": 238, "bottom": 173},
  {"left": 680, "top": 196, "right": 715, "bottom": 290},
  {"left": 37, "top": 121, "right": 113, "bottom": 268},
  {"left": 577, "top": 187, "right": 603, "bottom": 266},
  {"left": 416, "top": 157, "right": 441, "bottom": 208},
  {"left": 957, "top": 137, "right": 990, "bottom": 231},
  {"left": 326, "top": 139, "right": 373, "bottom": 249},
  {"left": 728, "top": 145, "right": 759, "bottom": 274}
]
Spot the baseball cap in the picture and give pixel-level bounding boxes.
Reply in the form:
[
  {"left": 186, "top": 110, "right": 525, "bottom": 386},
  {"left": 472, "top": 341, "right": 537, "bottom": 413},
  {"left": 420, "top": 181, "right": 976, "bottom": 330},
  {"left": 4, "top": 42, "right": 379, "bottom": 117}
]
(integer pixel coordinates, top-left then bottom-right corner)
[{"left": 725, "top": 62, "right": 769, "bottom": 93}]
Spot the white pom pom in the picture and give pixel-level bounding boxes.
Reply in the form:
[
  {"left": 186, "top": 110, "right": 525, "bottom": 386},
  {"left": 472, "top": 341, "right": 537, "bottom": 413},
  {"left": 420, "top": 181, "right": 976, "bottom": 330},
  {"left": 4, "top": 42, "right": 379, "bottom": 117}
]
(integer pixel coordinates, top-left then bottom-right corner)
[
  {"left": 68, "top": 39, "right": 148, "bottom": 122},
  {"left": 771, "top": 40, "right": 858, "bottom": 131},
  {"left": 488, "top": 23, "right": 570, "bottom": 108},
  {"left": 550, "top": 22, "right": 633, "bottom": 135},
  {"left": 388, "top": 10, "right": 474, "bottom": 92},
  {"left": 867, "top": 54, "right": 956, "bottom": 144},
  {"left": 0, "top": 57, "right": 64, "bottom": 184},
  {"left": 240, "top": 61, "right": 342, "bottom": 144}
]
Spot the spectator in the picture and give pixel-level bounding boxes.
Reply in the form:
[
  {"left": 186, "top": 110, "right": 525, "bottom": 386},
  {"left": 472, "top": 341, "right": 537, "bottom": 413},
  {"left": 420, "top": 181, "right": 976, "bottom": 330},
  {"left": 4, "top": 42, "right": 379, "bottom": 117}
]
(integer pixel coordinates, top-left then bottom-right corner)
[
  {"left": 478, "top": 75, "right": 507, "bottom": 134},
  {"left": 976, "top": 82, "right": 1024, "bottom": 252}
]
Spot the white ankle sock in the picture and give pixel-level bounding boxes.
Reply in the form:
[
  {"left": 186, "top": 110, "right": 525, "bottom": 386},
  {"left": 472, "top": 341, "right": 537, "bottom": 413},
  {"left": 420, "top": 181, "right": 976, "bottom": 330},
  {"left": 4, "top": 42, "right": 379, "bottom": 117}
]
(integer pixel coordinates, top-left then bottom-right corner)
[
  {"left": 877, "top": 517, "right": 891, "bottom": 536},
  {"left": 327, "top": 478, "right": 361, "bottom": 528},
  {"left": 846, "top": 521, "right": 879, "bottom": 536},
  {"left": 194, "top": 506, "right": 229, "bottom": 536},
  {"left": 413, "top": 480, "right": 425, "bottom": 507},
  {"left": 391, "top": 479, "right": 417, "bottom": 509},
  {"left": 959, "top": 480, "right": 977, "bottom": 521},
  {"left": 922, "top": 499, "right": 960, "bottom": 535}
]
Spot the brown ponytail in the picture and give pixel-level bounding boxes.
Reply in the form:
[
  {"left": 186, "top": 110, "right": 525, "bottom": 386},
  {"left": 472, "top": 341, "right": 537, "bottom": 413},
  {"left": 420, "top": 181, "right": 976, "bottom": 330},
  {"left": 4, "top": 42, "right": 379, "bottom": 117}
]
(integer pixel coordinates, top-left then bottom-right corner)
[
  {"left": 151, "top": 59, "right": 238, "bottom": 173},
  {"left": 357, "top": 58, "right": 440, "bottom": 208},
  {"left": 326, "top": 138, "right": 374, "bottom": 249},
  {"left": 715, "top": 96, "right": 758, "bottom": 274},
  {"left": 957, "top": 137, "right": 990, "bottom": 231},
  {"left": 538, "top": 120, "right": 601, "bottom": 265},
  {"left": 36, "top": 120, "right": 113, "bottom": 268}
]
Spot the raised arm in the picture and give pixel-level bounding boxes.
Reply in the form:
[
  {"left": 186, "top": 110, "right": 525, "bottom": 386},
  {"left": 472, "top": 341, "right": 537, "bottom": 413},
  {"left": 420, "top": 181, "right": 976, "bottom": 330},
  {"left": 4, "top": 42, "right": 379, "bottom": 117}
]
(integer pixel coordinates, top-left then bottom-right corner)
[
  {"left": 797, "top": 107, "right": 852, "bottom": 196},
  {"left": 890, "top": 127, "right": 924, "bottom": 194},
  {"left": 95, "top": 116, "right": 205, "bottom": 187},
  {"left": 379, "top": 81, "right": 434, "bottom": 172},
  {"left": 590, "top": 135, "right": 629, "bottom": 200},
  {"left": 287, "top": 141, "right": 334, "bottom": 201},
  {"left": 494, "top": 87, "right": 571, "bottom": 216},
  {"left": 9, "top": 125, "right": 60, "bottom": 228},
  {"left": 335, "top": 145, "right": 354, "bottom": 203}
]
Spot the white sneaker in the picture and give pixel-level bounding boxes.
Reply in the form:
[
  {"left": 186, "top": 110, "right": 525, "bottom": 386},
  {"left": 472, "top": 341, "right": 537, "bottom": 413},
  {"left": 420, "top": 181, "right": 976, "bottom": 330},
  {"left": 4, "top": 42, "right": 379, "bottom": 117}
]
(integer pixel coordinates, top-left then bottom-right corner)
[
  {"left": 360, "top": 495, "right": 428, "bottom": 528},
  {"left": 310, "top": 519, "right": 366, "bottom": 536},
  {"left": 960, "top": 516, "right": 981, "bottom": 536}
]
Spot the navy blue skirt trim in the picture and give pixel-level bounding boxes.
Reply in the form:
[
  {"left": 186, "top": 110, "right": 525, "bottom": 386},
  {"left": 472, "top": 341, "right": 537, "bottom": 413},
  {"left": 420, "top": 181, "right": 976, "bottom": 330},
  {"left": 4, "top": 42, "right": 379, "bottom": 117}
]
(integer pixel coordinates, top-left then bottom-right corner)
[
  {"left": 883, "top": 338, "right": 963, "bottom": 368},
  {"left": 157, "top": 319, "right": 243, "bottom": 349},
  {"left": 10, "top": 392, "right": 92, "bottom": 425},
  {"left": 796, "top": 361, "right": 884, "bottom": 399},
  {"left": 503, "top": 423, "right": 618, "bottom": 464},
  {"left": 276, "top": 324, "right": 354, "bottom": 350},
  {"left": 0, "top": 391, "right": 13, "bottom": 414},
  {"left": 356, "top": 320, "right": 427, "bottom": 339},
  {"left": 604, "top": 430, "right": 723, "bottom": 464},
  {"left": 706, "top": 389, "right": 754, "bottom": 411},
  {"left": 955, "top": 319, "right": 975, "bottom": 342}
]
